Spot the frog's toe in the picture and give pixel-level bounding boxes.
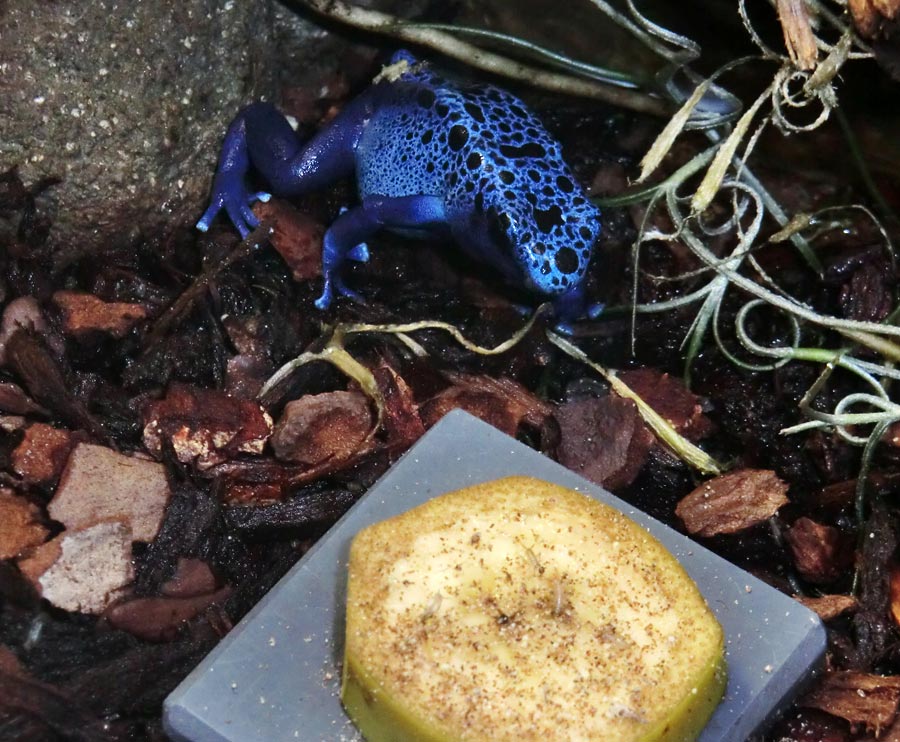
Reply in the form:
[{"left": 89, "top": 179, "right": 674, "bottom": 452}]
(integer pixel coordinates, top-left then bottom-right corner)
[
  {"left": 586, "top": 302, "right": 605, "bottom": 320},
  {"left": 390, "top": 49, "right": 417, "bottom": 66},
  {"left": 347, "top": 242, "right": 370, "bottom": 263},
  {"left": 314, "top": 282, "right": 333, "bottom": 311},
  {"left": 334, "top": 276, "right": 365, "bottom": 303}
]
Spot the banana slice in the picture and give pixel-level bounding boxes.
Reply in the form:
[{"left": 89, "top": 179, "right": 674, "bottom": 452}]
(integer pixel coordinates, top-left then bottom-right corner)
[{"left": 341, "top": 476, "right": 725, "bottom": 742}]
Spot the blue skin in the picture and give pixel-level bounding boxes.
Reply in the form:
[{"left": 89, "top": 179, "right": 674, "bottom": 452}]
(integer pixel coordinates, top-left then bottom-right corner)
[{"left": 197, "top": 51, "right": 602, "bottom": 322}]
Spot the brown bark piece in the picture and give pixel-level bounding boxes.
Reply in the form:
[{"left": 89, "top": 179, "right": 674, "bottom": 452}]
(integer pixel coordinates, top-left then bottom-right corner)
[
  {"left": 52, "top": 291, "right": 147, "bottom": 339},
  {"left": 11, "top": 423, "right": 78, "bottom": 486},
  {"left": 420, "top": 387, "right": 520, "bottom": 435},
  {"left": 420, "top": 374, "right": 553, "bottom": 437},
  {"left": 676, "top": 469, "right": 790, "bottom": 537},
  {"left": 0, "top": 488, "right": 48, "bottom": 559},
  {"left": 373, "top": 365, "right": 426, "bottom": 448},
  {"left": 555, "top": 395, "right": 654, "bottom": 491},
  {"left": 802, "top": 670, "right": 900, "bottom": 735},
  {"left": 17, "top": 521, "right": 134, "bottom": 615},
  {"left": 271, "top": 390, "right": 373, "bottom": 466},
  {"left": 160, "top": 557, "right": 219, "bottom": 598},
  {"left": 104, "top": 586, "right": 232, "bottom": 641},
  {"left": 253, "top": 200, "right": 324, "bottom": 281},
  {"left": 618, "top": 368, "right": 713, "bottom": 441},
  {"left": 776, "top": 0, "right": 819, "bottom": 70},
  {"left": 850, "top": 0, "right": 900, "bottom": 37},
  {"left": 784, "top": 517, "right": 848, "bottom": 584},
  {"left": 0, "top": 381, "right": 47, "bottom": 416},
  {"left": 143, "top": 383, "right": 273, "bottom": 469},
  {"left": 794, "top": 594, "right": 859, "bottom": 622},
  {"left": 49, "top": 443, "right": 171, "bottom": 542}
]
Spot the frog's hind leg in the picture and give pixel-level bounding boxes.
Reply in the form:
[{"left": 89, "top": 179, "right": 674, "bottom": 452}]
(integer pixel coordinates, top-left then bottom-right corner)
[
  {"left": 197, "top": 99, "right": 368, "bottom": 237},
  {"left": 316, "top": 194, "right": 447, "bottom": 310}
]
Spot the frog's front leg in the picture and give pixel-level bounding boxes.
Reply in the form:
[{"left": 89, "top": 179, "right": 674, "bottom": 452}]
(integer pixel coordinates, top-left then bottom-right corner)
[
  {"left": 316, "top": 195, "right": 447, "bottom": 310},
  {"left": 197, "top": 100, "right": 367, "bottom": 238}
]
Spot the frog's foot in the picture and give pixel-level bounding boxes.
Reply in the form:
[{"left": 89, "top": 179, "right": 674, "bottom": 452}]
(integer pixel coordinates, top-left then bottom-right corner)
[
  {"left": 197, "top": 179, "right": 271, "bottom": 239},
  {"left": 347, "top": 242, "right": 369, "bottom": 263},
  {"left": 314, "top": 273, "right": 364, "bottom": 310},
  {"left": 336, "top": 209, "right": 370, "bottom": 263}
]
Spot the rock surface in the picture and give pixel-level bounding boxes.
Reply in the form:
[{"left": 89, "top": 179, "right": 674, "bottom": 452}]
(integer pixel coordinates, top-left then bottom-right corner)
[{"left": 0, "top": 1, "right": 277, "bottom": 257}]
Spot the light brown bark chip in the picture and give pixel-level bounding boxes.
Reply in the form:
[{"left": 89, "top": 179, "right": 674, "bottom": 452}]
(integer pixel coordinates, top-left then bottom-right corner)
[
  {"left": 0, "top": 488, "right": 48, "bottom": 559},
  {"left": 11, "top": 423, "right": 78, "bottom": 486},
  {"left": 18, "top": 521, "right": 134, "bottom": 615},
  {"left": 676, "top": 469, "right": 790, "bottom": 537},
  {"left": 803, "top": 670, "right": 900, "bottom": 735},
  {"left": 271, "top": 390, "right": 373, "bottom": 466},
  {"left": 52, "top": 291, "right": 147, "bottom": 339},
  {"left": 49, "top": 443, "right": 171, "bottom": 542}
]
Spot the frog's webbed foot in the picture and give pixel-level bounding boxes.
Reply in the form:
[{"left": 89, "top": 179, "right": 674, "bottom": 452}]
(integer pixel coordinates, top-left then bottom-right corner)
[
  {"left": 314, "top": 194, "right": 447, "bottom": 310},
  {"left": 549, "top": 287, "right": 603, "bottom": 334},
  {"left": 196, "top": 181, "right": 271, "bottom": 239}
]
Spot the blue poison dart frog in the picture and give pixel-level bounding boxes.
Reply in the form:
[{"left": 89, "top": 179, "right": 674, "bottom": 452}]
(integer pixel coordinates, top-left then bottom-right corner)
[{"left": 197, "top": 50, "right": 602, "bottom": 323}]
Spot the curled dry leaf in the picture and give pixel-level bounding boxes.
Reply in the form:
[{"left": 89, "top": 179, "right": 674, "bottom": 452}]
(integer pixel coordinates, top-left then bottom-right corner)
[
  {"left": 555, "top": 395, "right": 654, "bottom": 491},
  {"left": 143, "top": 383, "right": 273, "bottom": 470},
  {"left": 253, "top": 200, "right": 324, "bottom": 281},
  {"left": 675, "top": 469, "right": 789, "bottom": 537},
  {"left": 802, "top": 670, "right": 900, "bottom": 735},
  {"left": 270, "top": 390, "right": 373, "bottom": 466},
  {"left": 49, "top": 442, "right": 171, "bottom": 543},
  {"left": 11, "top": 423, "right": 80, "bottom": 486},
  {"left": 784, "top": 517, "right": 850, "bottom": 584},
  {"left": 51, "top": 291, "right": 148, "bottom": 339},
  {"left": 0, "top": 487, "right": 48, "bottom": 560},
  {"left": 618, "top": 368, "right": 713, "bottom": 441},
  {"left": 794, "top": 594, "right": 859, "bottom": 622}
]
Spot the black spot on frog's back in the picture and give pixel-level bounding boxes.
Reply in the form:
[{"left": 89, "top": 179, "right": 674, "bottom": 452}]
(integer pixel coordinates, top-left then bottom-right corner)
[
  {"left": 533, "top": 204, "right": 564, "bottom": 233},
  {"left": 499, "top": 142, "right": 547, "bottom": 159}
]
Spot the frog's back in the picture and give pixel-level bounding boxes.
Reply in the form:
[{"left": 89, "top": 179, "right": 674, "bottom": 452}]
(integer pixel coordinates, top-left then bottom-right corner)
[{"left": 356, "top": 60, "right": 599, "bottom": 296}]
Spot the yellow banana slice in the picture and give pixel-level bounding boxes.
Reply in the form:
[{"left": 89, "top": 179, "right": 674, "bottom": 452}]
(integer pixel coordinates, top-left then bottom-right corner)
[{"left": 342, "top": 476, "right": 725, "bottom": 742}]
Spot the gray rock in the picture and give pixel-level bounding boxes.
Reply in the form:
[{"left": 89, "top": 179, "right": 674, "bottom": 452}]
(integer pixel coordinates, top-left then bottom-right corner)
[{"left": 0, "top": 1, "right": 278, "bottom": 258}]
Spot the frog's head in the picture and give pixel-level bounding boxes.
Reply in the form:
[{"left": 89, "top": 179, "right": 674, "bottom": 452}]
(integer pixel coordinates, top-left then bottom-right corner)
[{"left": 482, "top": 183, "right": 601, "bottom": 300}]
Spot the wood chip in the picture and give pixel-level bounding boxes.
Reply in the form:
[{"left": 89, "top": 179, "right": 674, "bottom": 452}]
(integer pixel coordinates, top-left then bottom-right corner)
[
  {"left": 18, "top": 521, "right": 134, "bottom": 615},
  {"left": 802, "top": 670, "right": 900, "bottom": 734},
  {"left": 675, "top": 469, "right": 790, "bottom": 537},
  {"left": 49, "top": 443, "right": 171, "bottom": 542},
  {"left": 104, "top": 586, "right": 232, "bottom": 641},
  {"left": 373, "top": 364, "right": 425, "bottom": 448},
  {"left": 555, "top": 395, "right": 654, "bottom": 490},
  {"left": 618, "top": 368, "right": 713, "bottom": 441},
  {"left": 52, "top": 290, "right": 148, "bottom": 339},
  {"left": 421, "top": 373, "right": 554, "bottom": 437},
  {"left": 142, "top": 383, "right": 273, "bottom": 469},
  {"left": 0, "top": 487, "right": 48, "bottom": 559},
  {"left": 11, "top": 423, "right": 79, "bottom": 486},
  {"left": 785, "top": 517, "right": 849, "bottom": 584},
  {"left": 253, "top": 200, "right": 323, "bottom": 281},
  {"left": 850, "top": 0, "right": 900, "bottom": 37},
  {"left": 271, "top": 390, "right": 373, "bottom": 466},
  {"left": 794, "top": 594, "right": 859, "bottom": 621},
  {"left": 776, "top": 0, "right": 819, "bottom": 70}
]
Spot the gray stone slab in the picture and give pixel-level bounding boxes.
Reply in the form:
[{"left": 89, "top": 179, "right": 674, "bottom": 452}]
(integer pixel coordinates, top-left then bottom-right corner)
[{"left": 164, "top": 409, "right": 826, "bottom": 741}]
